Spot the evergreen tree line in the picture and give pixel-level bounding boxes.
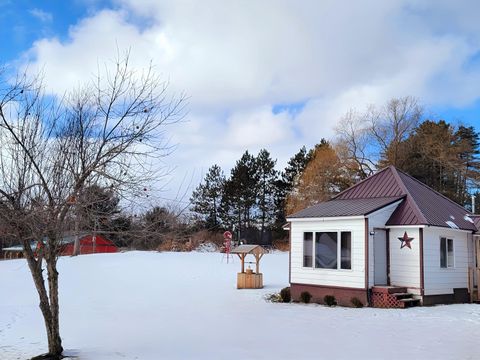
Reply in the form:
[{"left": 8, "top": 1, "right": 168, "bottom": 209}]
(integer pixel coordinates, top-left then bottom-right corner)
[{"left": 191, "top": 97, "right": 480, "bottom": 241}]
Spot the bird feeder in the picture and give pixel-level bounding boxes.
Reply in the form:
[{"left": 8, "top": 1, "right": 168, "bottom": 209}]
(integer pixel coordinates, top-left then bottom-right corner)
[{"left": 231, "top": 245, "right": 267, "bottom": 289}]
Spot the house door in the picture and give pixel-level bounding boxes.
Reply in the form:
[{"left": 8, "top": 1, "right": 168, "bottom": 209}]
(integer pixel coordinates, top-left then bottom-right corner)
[{"left": 374, "top": 229, "right": 388, "bottom": 285}]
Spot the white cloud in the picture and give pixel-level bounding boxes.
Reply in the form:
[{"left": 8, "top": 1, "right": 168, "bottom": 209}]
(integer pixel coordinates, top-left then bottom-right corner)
[
  {"left": 18, "top": 0, "right": 480, "bottom": 200},
  {"left": 29, "top": 8, "right": 53, "bottom": 23}
]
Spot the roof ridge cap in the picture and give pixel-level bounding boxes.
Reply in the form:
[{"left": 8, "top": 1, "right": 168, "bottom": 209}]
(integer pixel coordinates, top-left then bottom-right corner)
[
  {"left": 328, "top": 195, "right": 404, "bottom": 201},
  {"left": 395, "top": 167, "right": 473, "bottom": 216},
  {"left": 390, "top": 166, "right": 429, "bottom": 224}
]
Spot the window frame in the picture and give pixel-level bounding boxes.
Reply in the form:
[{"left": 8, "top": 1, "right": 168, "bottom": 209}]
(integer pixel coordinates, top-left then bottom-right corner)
[
  {"left": 302, "top": 230, "right": 353, "bottom": 271},
  {"left": 303, "top": 232, "right": 313, "bottom": 268},
  {"left": 440, "top": 236, "right": 454, "bottom": 269}
]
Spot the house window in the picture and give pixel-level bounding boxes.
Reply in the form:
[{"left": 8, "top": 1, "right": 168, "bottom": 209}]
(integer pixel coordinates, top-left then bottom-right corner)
[
  {"left": 341, "top": 232, "right": 352, "bottom": 270},
  {"left": 302, "top": 231, "right": 352, "bottom": 270},
  {"left": 440, "top": 237, "right": 454, "bottom": 268},
  {"left": 303, "top": 232, "right": 313, "bottom": 267},
  {"left": 315, "top": 232, "right": 338, "bottom": 269}
]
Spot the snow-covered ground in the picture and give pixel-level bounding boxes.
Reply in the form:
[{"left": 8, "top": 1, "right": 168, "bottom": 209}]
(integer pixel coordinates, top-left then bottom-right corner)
[{"left": 1, "top": 251, "right": 478, "bottom": 360}]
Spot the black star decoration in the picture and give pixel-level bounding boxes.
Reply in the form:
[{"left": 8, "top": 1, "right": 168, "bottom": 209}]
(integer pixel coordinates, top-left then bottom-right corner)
[{"left": 398, "top": 231, "right": 414, "bottom": 249}]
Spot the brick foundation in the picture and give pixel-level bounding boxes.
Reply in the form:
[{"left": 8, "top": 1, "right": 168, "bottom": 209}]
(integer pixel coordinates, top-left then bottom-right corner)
[
  {"left": 423, "top": 288, "right": 469, "bottom": 306},
  {"left": 290, "top": 283, "right": 368, "bottom": 307}
]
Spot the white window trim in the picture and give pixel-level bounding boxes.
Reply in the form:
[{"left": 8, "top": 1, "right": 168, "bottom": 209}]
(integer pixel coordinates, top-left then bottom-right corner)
[
  {"left": 440, "top": 236, "right": 455, "bottom": 269},
  {"left": 302, "top": 230, "right": 353, "bottom": 271}
]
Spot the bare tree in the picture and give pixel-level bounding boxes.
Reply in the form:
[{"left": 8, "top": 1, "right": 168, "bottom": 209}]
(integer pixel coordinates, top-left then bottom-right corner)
[
  {"left": 334, "top": 96, "right": 423, "bottom": 177},
  {"left": 0, "top": 55, "right": 185, "bottom": 358},
  {"left": 334, "top": 109, "right": 375, "bottom": 179},
  {"left": 368, "top": 96, "right": 423, "bottom": 166}
]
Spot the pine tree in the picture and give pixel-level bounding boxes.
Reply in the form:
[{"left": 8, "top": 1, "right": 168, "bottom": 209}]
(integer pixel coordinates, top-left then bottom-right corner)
[
  {"left": 286, "top": 140, "right": 354, "bottom": 214},
  {"left": 454, "top": 125, "right": 480, "bottom": 206},
  {"left": 274, "top": 146, "right": 312, "bottom": 229},
  {"left": 255, "top": 149, "right": 277, "bottom": 240},
  {"left": 396, "top": 120, "right": 473, "bottom": 204},
  {"left": 220, "top": 151, "right": 258, "bottom": 235},
  {"left": 190, "top": 165, "right": 225, "bottom": 230}
]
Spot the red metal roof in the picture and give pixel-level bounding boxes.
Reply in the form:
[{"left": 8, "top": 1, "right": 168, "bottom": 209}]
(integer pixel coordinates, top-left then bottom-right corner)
[
  {"left": 335, "top": 167, "right": 404, "bottom": 199},
  {"left": 288, "top": 197, "right": 404, "bottom": 218},
  {"left": 470, "top": 215, "right": 480, "bottom": 230},
  {"left": 290, "top": 166, "right": 477, "bottom": 232},
  {"left": 389, "top": 169, "right": 477, "bottom": 231}
]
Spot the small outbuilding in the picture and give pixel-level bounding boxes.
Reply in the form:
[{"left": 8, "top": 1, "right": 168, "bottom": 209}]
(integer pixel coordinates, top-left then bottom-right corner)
[
  {"left": 286, "top": 166, "right": 480, "bottom": 308},
  {"left": 2, "top": 234, "right": 117, "bottom": 259},
  {"left": 231, "top": 245, "right": 267, "bottom": 289},
  {"left": 60, "top": 234, "right": 118, "bottom": 255}
]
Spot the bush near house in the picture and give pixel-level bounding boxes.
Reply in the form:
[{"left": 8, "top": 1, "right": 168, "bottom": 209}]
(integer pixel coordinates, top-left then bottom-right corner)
[
  {"left": 324, "top": 295, "right": 337, "bottom": 306},
  {"left": 280, "top": 287, "right": 291, "bottom": 303},
  {"left": 300, "top": 291, "right": 312, "bottom": 303},
  {"left": 350, "top": 297, "right": 364, "bottom": 308}
]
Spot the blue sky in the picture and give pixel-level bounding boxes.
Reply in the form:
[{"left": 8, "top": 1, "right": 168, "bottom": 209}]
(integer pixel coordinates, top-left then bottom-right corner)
[
  {"left": 2, "top": 0, "right": 480, "bottom": 202},
  {"left": 1, "top": 1, "right": 90, "bottom": 62}
]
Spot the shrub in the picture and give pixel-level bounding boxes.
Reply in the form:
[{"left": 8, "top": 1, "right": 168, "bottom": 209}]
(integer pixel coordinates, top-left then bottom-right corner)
[
  {"left": 265, "top": 293, "right": 282, "bottom": 302},
  {"left": 323, "top": 295, "right": 337, "bottom": 306},
  {"left": 280, "top": 287, "right": 291, "bottom": 303},
  {"left": 350, "top": 297, "right": 364, "bottom": 308},
  {"left": 300, "top": 291, "right": 312, "bottom": 303}
]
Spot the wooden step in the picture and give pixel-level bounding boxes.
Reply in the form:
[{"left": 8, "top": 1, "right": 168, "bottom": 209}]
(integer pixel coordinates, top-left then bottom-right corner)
[
  {"left": 392, "top": 292, "right": 413, "bottom": 299},
  {"left": 399, "top": 298, "right": 421, "bottom": 308},
  {"left": 398, "top": 298, "right": 420, "bottom": 303},
  {"left": 372, "top": 286, "right": 407, "bottom": 294}
]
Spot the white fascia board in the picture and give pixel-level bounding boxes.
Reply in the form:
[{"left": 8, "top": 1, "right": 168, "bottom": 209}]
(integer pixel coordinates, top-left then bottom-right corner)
[
  {"left": 424, "top": 225, "right": 474, "bottom": 234},
  {"left": 286, "top": 215, "right": 365, "bottom": 222},
  {"left": 386, "top": 225, "right": 473, "bottom": 233},
  {"left": 365, "top": 200, "right": 403, "bottom": 217},
  {"left": 386, "top": 225, "right": 426, "bottom": 229}
]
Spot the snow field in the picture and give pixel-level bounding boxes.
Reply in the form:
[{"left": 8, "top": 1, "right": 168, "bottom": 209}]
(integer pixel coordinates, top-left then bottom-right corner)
[{"left": 0, "top": 251, "right": 478, "bottom": 359}]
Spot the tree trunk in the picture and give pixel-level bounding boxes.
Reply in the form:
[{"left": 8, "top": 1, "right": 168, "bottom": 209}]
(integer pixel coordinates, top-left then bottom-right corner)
[
  {"left": 46, "top": 259, "right": 63, "bottom": 356},
  {"left": 24, "top": 245, "right": 63, "bottom": 358}
]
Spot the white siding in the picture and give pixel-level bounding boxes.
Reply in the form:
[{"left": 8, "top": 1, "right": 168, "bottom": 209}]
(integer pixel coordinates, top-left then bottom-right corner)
[
  {"left": 423, "top": 227, "right": 470, "bottom": 295},
  {"left": 388, "top": 227, "right": 421, "bottom": 293},
  {"left": 290, "top": 218, "right": 365, "bottom": 289},
  {"left": 367, "top": 201, "right": 402, "bottom": 287}
]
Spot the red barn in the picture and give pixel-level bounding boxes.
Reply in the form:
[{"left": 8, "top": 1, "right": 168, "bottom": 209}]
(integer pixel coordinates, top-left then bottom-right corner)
[{"left": 61, "top": 234, "right": 118, "bottom": 256}]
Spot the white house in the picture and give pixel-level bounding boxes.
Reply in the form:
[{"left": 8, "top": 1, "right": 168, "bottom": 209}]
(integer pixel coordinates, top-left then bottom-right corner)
[{"left": 286, "top": 166, "right": 479, "bottom": 307}]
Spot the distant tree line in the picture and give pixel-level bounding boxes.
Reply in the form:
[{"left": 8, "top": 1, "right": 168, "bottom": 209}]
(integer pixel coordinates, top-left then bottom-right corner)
[
  {"left": 3, "top": 97, "right": 476, "bottom": 252},
  {"left": 191, "top": 96, "right": 480, "bottom": 241}
]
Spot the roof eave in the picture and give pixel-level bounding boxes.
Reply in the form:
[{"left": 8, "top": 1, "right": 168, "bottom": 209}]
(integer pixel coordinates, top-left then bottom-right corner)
[{"left": 286, "top": 215, "right": 366, "bottom": 221}]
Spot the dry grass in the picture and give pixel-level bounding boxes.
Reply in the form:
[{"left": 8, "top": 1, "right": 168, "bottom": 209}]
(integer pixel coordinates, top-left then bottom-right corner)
[
  {"left": 157, "top": 230, "right": 224, "bottom": 252},
  {"left": 272, "top": 239, "right": 289, "bottom": 251}
]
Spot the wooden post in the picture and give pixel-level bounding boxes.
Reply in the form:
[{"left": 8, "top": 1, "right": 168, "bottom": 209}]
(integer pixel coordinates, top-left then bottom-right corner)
[
  {"left": 255, "top": 253, "right": 264, "bottom": 274},
  {"left": 468, "top": 267, "right": 474, "bottom": 303},
  {"left": 477, "top": 239, "right": 480, "bottom": 300},
  {"left": 240, "top": 254, "right": 245, "bottom": 273},
  {"left": 477, "top": 268, "right": 480, "bottom": 301}
]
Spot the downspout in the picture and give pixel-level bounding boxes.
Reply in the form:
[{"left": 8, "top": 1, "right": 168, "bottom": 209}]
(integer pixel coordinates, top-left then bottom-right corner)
[
  {"left": 288, "top": 222, "right": 291, "bottom": 285},
  {"left": 365, "top": 217, "right": 371, "bottom": 306},
  {"left": 419, "top": 228, "right": 425, "bottom": 303}
]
